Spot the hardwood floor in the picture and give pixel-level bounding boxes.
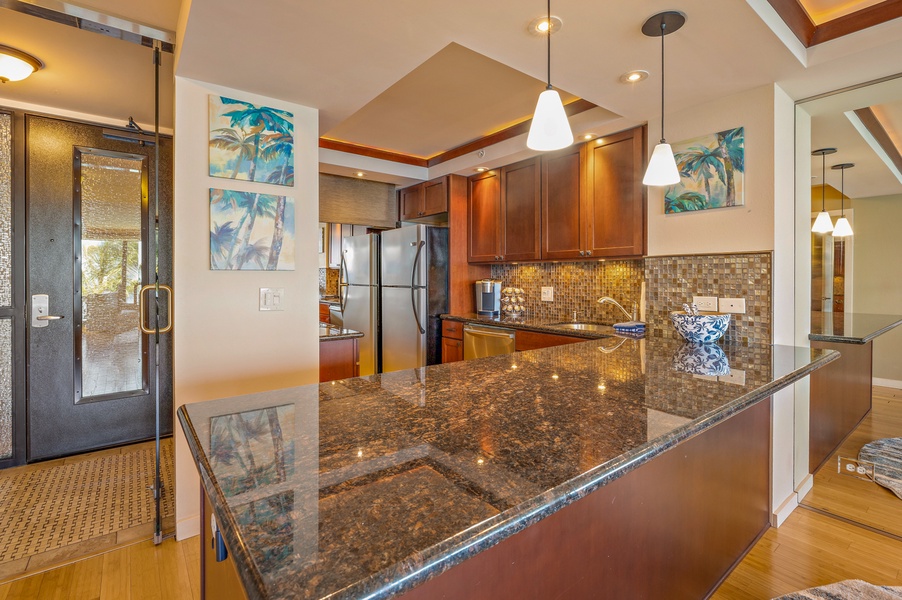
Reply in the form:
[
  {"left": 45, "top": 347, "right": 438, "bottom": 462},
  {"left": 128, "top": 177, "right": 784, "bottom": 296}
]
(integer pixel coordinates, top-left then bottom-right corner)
[{"left": 0, "top": 537, "right": 199, "bottom": 600}]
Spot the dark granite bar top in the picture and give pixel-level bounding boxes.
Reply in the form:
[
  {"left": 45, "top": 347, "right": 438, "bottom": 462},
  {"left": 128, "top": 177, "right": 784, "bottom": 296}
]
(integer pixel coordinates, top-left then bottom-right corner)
[
  {"left": 809, "top": 312, "right": 902, "bottom": 344},
  {"left": 442, "top": 312, "right": 618, "bottom": 339},
  {"left": 178, "top": 337, "right": 837, "bottom": 600},
  {"left": 318, "top": 323, "right": 363, "bottom": 341}
]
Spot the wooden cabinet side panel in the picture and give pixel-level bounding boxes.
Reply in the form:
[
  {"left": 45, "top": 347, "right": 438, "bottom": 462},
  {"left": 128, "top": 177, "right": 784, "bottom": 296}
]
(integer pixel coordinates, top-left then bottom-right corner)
[
  {"left": 201, "top": 487, "right": 249, "bottom": 600},
  {"left": 319, "top": 338, "right": 360, "bottom": 383},
  {"left": 467, "top": 171, "right": 501, "bottom": 262},
  {"left": 501, "top": 158, "right": 541, "bottom": 261},
  {"left": 541, "top": 147, "right": 585, "bottom": 260}
]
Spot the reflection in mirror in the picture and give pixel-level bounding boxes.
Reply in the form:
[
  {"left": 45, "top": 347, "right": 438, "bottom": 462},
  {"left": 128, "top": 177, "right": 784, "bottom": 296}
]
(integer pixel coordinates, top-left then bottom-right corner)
[{"left": 798, "top": 75, "right": 902, "bottom": 538}]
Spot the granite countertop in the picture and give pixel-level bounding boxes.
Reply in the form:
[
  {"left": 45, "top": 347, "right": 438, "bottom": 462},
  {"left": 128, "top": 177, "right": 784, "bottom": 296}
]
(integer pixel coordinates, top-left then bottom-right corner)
[
  {"left": 318, "top": 323, "right": 363, "bottom": 341},
  {"left": 178, "top": 336, "right": 837, "bottom": 600},
  {"left": 809, "top": 312, "right": 902, "bottom": 344},
  {"left": 442, "top": 312, "right": 619, "bottom": 339}
]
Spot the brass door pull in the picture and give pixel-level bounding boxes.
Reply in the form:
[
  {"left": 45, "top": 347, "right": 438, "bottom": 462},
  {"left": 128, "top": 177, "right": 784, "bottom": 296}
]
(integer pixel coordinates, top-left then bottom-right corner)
[{"left": 138, "top": 284, "right": 174, "bottom": 334}]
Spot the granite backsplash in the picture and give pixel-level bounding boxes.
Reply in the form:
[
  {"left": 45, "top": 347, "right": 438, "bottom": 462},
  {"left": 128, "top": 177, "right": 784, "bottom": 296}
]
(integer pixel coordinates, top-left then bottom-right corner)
[{"left": 490, "top": 252, "right": 772, "bottom": 345}]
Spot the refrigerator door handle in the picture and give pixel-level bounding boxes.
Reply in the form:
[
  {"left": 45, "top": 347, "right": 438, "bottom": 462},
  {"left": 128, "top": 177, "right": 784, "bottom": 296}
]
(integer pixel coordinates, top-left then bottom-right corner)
[
  {"left": 410, "top": 240, "right": 425, "bottom": 289},
  {"left": 339, "top": 252, "right": 349, "bottom": 313},
  {"left": 411, "top": 287, "right": 425, "bottom": 335},
  {"left": 411, "top": 240, "right": 425, "bottom": 334}
]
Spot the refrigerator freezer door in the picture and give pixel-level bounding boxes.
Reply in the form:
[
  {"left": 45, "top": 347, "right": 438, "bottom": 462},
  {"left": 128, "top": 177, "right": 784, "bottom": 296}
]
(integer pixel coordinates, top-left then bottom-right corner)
[
  {"left": 381, "top": 225, "right": 425, "bottom": 288},
  {"left": 381, "top": 286, "right": 426, "bottom": 373},
  {"left": 343, "top": 284, "right": 378, "bottom": 376},
  {"left": 343, "top": 234, "right": 377, "bottom": 286}
]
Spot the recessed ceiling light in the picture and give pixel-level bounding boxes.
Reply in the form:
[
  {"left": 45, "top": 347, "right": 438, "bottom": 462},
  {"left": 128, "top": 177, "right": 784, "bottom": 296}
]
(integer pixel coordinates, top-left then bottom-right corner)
[
  {"left": 475, "top": 167, "right": 488, "bottom": 172},
  {"left": 619, "top": 70, "right": 649, "bottom": 84},
  {"left": 583, "top": 134, "right": 594, "bottom": 140},
  {"left": 355, "top": 171, "right": 366, "bottom": 177},
  {"left": 527, "top": 15, "right": 562, "bottom": 35}
]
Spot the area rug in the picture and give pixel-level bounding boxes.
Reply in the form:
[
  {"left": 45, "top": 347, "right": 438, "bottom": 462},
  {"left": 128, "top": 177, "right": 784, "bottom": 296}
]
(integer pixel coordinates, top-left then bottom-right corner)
[
  {"left": 773, "top": 579, "right": 902, "bottom": 599},
  {"left": 859, "top": 437, "right": 902, "bottom": 500}
]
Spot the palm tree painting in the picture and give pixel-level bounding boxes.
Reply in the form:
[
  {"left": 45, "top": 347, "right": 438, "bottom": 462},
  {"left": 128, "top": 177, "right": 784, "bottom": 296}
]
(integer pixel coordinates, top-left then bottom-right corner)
[
  {"left": 209, "top": 95, "right": 294, "bottom": 186},
  {"left": 210, "top": 188, "right": 295, "bottom": 270},
  {"left": 665, "top": 126, "right": 745, "bottom": 214}
]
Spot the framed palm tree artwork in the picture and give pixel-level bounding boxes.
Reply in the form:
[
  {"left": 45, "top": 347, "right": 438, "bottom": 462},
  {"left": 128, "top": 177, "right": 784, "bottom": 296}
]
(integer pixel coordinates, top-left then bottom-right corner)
[
  {"left": 210, "top": 188, "right": 295, "bottom": 270},
  {"left": 209, "top": 95, "right": 294, "bottom": 186},
  {"left": 665, "top": 126, "right": 745, "bottom": 213}
]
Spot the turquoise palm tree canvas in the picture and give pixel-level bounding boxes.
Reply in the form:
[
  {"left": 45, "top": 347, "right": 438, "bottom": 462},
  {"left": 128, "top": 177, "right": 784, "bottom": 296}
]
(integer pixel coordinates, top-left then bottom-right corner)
[
  {"left": 665, "top": 126, "right": 745, "bottom": 213},
  {"left": 209, "top": 96, "right": 294, "bottom": 186},
  {"left": 210, "top": 188, "right": 295, "bottom": 271}
]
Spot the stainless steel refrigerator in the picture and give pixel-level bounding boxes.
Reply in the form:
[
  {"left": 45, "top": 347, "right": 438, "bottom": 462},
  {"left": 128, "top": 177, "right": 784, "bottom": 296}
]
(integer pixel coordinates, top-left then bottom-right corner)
[
  {"left": 339, "top": 233, "right": 380, "bottom": 376},
  {"left": 380, "top": 225, "right": 449, "bottom": 373}
]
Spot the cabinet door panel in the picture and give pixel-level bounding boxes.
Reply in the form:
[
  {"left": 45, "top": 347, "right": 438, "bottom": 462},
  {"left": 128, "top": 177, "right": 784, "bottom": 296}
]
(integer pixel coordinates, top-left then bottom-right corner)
[
  {"left": 468, "top": 171, "right": 501, "bottom": 262},
  {"left": 542, "top": 147, "right": 585, "bottom": 260},
  {"left": 441, "top": 337, "right": 463, "bottom": 363},
  {"left": 586, "top": 128, "right": 646, "bottom": 257},
  {"left": 400, "top": 184, "right": 424, "bottom": 220},
  {"left": 424, "top": 178, "right": 448, "bottom": 216},
  {"left": 501, "top": 158, "right": 541, "bottom": 261}
]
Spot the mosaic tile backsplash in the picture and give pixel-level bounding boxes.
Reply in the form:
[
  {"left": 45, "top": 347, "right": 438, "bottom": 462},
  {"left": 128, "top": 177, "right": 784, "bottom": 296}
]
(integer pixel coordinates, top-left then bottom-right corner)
[
  {"left": 319, "top": 268, "right": 340, "bottom": 296},
  {"left": 491, "top": 252, "right": 772, "bottom": 345}
]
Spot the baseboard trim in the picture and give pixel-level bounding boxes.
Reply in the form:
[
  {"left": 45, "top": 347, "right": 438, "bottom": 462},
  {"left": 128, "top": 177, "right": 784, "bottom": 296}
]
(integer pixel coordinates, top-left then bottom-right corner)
[
  {"left": 873, "top": 377, "right": 902, "bottom": 390},
  {"left": 772, "top": 491, "right": 799, "bottom": 527},
  {"left": 176, "top": 515, "right": 200, "bottom": 541},
  {"left": 794, "top": 473, "right": 814, "bottom": 502}
]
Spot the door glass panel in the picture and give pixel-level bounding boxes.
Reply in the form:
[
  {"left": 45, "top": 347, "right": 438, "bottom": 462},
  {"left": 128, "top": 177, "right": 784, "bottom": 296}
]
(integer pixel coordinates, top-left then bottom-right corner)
[
  {"left": 0, "top": 319, "right": 11, "bottom": 459},
  {"left": 0, "top": 113, "right": 11, "bottom": 307},
  {"left": 79, "top": 151, "right": 145, "bottom": 399}
]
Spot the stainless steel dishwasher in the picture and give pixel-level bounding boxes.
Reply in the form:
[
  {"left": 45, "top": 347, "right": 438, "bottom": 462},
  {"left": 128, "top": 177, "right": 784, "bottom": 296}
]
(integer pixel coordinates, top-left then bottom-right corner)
[{"left": 463, "top": 324, "right": 516, "bottom": 360}]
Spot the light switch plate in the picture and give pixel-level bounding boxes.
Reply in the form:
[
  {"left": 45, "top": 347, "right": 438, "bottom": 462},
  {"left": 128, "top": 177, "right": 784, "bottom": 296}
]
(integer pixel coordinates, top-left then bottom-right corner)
[
  {"left": 692, "top": 296, "right": 718, "bottom": 312},
  {"left": 259, "top": 287, "right": 285, "bottom": 311},
  {"left": 541, "top": 287, "right": 554, "bottom": 302},
  {"left": 719, "top": 297, "right": 746, "bottom": 314}
]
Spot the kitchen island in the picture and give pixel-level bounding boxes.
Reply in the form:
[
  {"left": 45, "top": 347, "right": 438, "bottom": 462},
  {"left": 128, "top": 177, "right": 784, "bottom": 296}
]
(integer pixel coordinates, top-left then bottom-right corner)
[{"left": 179, "top": 336, "right": 836, "bottom": 600}]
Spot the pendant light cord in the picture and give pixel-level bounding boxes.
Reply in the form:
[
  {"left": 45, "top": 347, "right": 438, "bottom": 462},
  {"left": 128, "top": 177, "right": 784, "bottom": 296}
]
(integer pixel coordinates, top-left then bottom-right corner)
[
  {"left": 660, "top": 21, "right": 666, "bottom": 143},
  {"left": 546, "top": 0, "right": 552, "bottom": 90},
  {"left": 821, "top": 153, "right": 826, "bottom": 211},
  {"left": 840, "top": 167, "right": 845, "bottom": 216}
]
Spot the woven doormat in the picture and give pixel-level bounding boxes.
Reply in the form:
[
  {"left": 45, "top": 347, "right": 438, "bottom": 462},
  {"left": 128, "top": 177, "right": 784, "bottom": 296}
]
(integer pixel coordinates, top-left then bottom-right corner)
[
  {"left": 773, "top": 579, "right": 902, "bottom": 599},
  {"left": 859, "top": 437, "right": 902, "bottom": 500}
]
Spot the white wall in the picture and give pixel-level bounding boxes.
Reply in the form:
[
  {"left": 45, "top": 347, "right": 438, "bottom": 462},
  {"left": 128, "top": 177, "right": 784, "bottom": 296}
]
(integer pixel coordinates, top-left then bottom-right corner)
[
  {"left": 646, "top": 84, "right": 777, "bottom": 257},
  {"left": 173, "top": 77, "right": 319, "bottom": 539}
]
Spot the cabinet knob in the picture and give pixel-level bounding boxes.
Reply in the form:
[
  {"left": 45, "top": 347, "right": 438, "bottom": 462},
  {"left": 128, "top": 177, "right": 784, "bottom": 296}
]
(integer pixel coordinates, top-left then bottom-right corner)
[
  {"left": 586, "top": 251, "right": 592, "bottom": 256},
  {"left": 579, "top": 250, "right": 585, "bottom": 256}
]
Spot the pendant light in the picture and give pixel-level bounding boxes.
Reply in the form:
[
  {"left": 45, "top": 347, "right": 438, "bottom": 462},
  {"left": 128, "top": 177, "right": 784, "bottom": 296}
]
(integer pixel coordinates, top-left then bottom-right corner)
[
  {"left": 642, "top": 11, "right": 685, "bottom": 186},
  {"left": 811, "top": 148, "right": 836, "bottom": 234},
  {"left": 526, "top": 0, "right": 573, "bottom": 151},
  {"left": 831, "top": 163, "right": 854, "bottom": 237},
  {"left": 0, "top": 44, "right": 43, "bottom": 83}
]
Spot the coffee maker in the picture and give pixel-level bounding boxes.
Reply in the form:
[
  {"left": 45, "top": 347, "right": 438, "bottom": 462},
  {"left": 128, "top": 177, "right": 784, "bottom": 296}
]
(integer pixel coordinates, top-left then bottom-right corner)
[{"left": 474, "top": 280, "right": 501, "bottom": 316}]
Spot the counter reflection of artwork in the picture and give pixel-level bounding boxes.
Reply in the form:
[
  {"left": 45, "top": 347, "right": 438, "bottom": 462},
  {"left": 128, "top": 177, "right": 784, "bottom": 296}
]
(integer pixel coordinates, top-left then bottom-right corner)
[
  {"left": 665, "top": 126, "right": 744, "bottom": 213},
  {"left": 234, "top": 491, "right": 294, "bottom": 574},
  {"left": 210, "top": 188, "right": 295, "bottom": 271},
  {"left": 209, "top": 95, "right": 294, "bottom": 186},
  {"left": 210, "top": 405, "right": 295, "bottom": 497}
]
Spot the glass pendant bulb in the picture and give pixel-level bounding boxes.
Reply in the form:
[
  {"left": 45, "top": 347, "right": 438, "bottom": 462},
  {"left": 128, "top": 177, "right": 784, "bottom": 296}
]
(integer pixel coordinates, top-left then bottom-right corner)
[
  {"left": 527, "top": 88, "right": 573, "bottom": 151},
  {"left": 832, "top": 216, "right": 853, "bottom": 237},
  {"left": 643, "top": 143, "right": 680, "bottom": 186},
  {"left": 812, "top": 211, "right": 834, "bottom": 234}
]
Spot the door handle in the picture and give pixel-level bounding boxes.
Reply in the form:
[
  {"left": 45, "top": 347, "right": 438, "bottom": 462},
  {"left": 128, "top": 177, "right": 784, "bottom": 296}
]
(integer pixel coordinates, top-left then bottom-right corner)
[
  {"left": 138, "top": 284, "right": 174, "bottom": 334},
  {"left": 36, "top": 315, "right": 64, "bottom": 321},
  {"left": 31, "top": 294, "right": 63, "bottom": 328}
]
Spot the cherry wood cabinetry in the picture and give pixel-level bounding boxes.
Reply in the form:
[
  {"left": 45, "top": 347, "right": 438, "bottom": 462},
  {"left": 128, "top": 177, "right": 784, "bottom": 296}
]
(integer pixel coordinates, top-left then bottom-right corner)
[
  {"left": 319, "top": 338, "right": 360, "bottom": 382},
  {"left": 514, "top": 330, "right": 584, "bottom": 352},
  {"left": 441, "top": 320, "right": 464, "bottom": 364},
  {"left": 400, "top": 184, "right": 424, "bottom": 221},
  {"left": 319, "top": 302, "right": 331, "bottom": 324},
  {"left": 399, "top": 177, "right": 450, "bottom": 221},
  {"left": 585, "top": 127, "right": 647, "bottom": 258},
  {"left": 467, "top": 170, "right": 502, "bottom": 262},
  {"left": 542, "top": 145, "right": 587, "bottom": 260}
]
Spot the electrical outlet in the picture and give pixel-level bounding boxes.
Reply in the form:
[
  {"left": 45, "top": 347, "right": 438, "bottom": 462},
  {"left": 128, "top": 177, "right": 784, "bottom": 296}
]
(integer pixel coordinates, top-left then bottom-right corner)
[
  {"left": 718, "top": 369, "right": 745, "bottom": 386},
  {"left": 692, "top": 296, "right": 718, "bottom": 312},
  {"left": 541, "top": 287, "right": 554, "bottom": 302},
  {"left": 719, "top": 297, "right": 746, "bottom": 314},
  {"left": 838, "top": 456, "right": 875, "bottom": 481}
]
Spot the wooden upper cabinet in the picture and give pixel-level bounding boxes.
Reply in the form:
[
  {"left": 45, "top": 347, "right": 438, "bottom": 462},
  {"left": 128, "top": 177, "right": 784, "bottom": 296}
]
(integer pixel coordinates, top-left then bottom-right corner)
[
  {"left": 468, "top": 170, "right": 502, "bottom": 262},
  {"left": 399, "top": 177, "right": 449, "bottom": 221},
  {"left": 542, "top": 145, "right": 586, "bottom": 261},
  {"left": 399, "top": 183, "right": 424, "bottom": 221},
  {"left": 500, "top": 158, "right": 541, "bottom": 261},
  {"left": 585, "top": 126, "right": 647, "bottom": 258}
]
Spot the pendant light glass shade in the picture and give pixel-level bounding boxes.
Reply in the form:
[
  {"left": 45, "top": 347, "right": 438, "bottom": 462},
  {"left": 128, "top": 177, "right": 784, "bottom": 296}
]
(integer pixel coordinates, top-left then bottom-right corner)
[
  {"left": 527, "top": 88, "right": 572, "bottom": 151},
  {"left": 832, "top": 216, "right": 853, "bottom": 237},
  {"left": 811, "top": 147, "right": 836, "bottom": 234},
  {"left": 643, "top": 142, "right": 680, "bottom": 186},
  {"left": 812, "top": 211, "right": 834, "bottom": 234}
]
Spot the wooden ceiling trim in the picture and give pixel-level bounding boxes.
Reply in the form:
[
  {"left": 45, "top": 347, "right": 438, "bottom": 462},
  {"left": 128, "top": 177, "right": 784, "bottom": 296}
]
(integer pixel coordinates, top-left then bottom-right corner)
[
  {"left": 810, "top": 0, "right": 902, "bottom": 45},
  {"left": 853, "top": 106, "right": 902, "bottom": 175},
  {"left": 318, "top": 139, "right": 429, "bottom": 167},
  {"left": 766, "top": 0, "right": 816, "bottom": 46}
]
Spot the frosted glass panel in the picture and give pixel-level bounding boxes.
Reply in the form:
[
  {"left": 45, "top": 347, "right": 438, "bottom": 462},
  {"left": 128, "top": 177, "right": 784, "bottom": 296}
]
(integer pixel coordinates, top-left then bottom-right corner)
[
  {"left": 0, "top": 113, "right": 11, "bottom": 308},
  {"left": 80, "top": 152, "right": 144, "bottom": 398},
  {"left": 0, "top": 319, "right": 11, "bottom": 459}
]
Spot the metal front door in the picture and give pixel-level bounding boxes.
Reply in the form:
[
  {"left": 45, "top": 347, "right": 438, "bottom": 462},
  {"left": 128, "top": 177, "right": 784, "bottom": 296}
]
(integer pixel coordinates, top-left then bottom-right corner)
[{"left": 26, "top": 115, "right": 173, "bottom": 461}]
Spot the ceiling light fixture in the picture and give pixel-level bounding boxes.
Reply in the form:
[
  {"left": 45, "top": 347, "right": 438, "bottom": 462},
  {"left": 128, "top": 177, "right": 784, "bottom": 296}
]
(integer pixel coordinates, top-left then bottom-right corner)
[
  {"left": 641, "top": 11, "right": 685, "bottom": 186},
  {"left": 0, "top": 44, "right": 44, "bottom": 83},
  {"left": 475, "top": 167, "right": 488, "bottom": 172},
  {"left": 620, "top": 70, "right": 649, "bottom": 84},
  {"left": 526, "top": 0, "right": 573, "bottom": 151},
  {"left": 831, "top": 162, "right": 854, "bottom": 237},
  {"left": 811, "top": 148, "right": 837, "bottom": 234},
  {"left": 355, "top": 171, "right": 366, "bottom": 177}
]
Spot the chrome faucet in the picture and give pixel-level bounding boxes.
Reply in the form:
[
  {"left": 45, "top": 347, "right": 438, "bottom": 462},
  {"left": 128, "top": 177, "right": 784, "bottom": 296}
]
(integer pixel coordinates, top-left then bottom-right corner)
[{"left": 597, "top": 296, "right": 638, "bottom": 322}]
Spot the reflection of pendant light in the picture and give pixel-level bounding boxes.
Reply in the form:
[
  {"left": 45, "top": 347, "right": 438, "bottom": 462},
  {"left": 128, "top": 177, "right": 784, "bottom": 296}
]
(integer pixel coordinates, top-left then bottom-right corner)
[
  {"left": 831, "top": 162, "right": 854, "bottom": 237},
  {"left": 0, "top": 44, "right": 43, "bottom": 83},
  {"left": 811, "top": 148, "right": 836, "bottom": 234},
  {"left": 526, "top": 0, "right": 573, "bottom": 151},
  {"left": 642, "top": 11, "right": 685, "bottom": 186}
]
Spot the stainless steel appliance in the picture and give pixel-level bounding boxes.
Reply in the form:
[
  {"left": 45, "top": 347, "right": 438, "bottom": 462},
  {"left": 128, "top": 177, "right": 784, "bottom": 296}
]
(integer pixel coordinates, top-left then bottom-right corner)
[
  {"left": 474, "top": 279, "right": 501, "bottom": 316},
  {"left": 380, "top": 225, "right": 449, "bottom": 373},
  {"left": 463, "top": 324, "right": 515, "bottom": 359},
  {"left": 339, "top": 234, "right": 380, "bottom": 375}
]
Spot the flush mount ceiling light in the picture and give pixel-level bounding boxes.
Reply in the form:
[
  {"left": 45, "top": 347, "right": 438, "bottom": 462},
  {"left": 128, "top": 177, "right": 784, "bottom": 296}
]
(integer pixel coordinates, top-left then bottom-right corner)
[
  {"left": 831, "top": 162, "right": 854, "bottom": 237},
  {"left": 620, "top": 70, "right": 649, "bottom": 84},
  {"left": 811, "top": 147, "right": 837, "bottom": 234},
  {"left": 641, "top": 11, "right": 685, "bottom": 187},
  {"left": 526, "top": 0, "right": 573, "bottom": 151},
  {"left": 355, "top": 171, "right": 366, "bottom": 177},
  {"left": 0, "top": 44, "right": 44, "bottom": 83}
]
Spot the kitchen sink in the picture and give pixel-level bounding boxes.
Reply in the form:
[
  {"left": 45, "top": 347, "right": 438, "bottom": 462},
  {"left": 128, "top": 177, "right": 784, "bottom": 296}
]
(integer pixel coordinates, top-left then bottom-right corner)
[{"left": 551, "top": 323, "right": 611, "bottom": 333}]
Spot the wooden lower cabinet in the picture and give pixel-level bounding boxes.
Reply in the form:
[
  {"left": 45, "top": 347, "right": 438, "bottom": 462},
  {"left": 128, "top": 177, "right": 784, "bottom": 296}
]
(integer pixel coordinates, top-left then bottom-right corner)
[
  {"left": 441, "top": 320, "right": 464, "bottom": 364},
  {"left": 319, "top": 338, "right": 360, "bottom": 382},
  {"left": 319, "top": 302, "right": 331, "bottom": 323},
  {"left": 201, "top": 486, "right": 248, "bottom": 600},
  {"left": 514, "top": 330, "right": 585, "bottom": 352}
]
